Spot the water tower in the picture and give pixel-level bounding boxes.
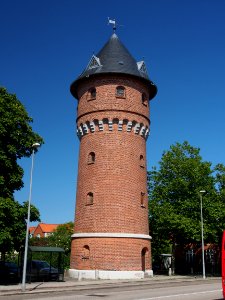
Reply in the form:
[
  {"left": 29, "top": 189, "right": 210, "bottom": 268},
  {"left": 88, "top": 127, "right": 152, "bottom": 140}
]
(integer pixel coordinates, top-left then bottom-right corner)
[{"left": 69, "top": 25, "right": 157, "bottom": 279}]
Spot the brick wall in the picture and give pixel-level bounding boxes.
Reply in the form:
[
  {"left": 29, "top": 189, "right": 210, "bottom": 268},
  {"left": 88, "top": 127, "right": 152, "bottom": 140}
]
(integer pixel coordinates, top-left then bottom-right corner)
[
  {"left": 33, "top": 226, "right": 44, "bottom": 238},
  {"left": 71, "top": 74, "right": 152, "bottom": 271},
  {"left": 71, "top": 238, "right": 151, "bottom": 271}
]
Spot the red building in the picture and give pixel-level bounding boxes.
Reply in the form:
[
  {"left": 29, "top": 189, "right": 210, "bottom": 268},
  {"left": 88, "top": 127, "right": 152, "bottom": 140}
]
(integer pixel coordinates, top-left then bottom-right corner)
[
  {"left": 29, "top": 223, "right": 60, "bottom": 238},
  {"left": 69, "top": 29, "right": 157, "bottom": 280}
]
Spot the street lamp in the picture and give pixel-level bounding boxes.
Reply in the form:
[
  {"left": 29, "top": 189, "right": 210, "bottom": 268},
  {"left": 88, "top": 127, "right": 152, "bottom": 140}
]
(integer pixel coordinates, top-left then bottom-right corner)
[
  {"left": 199, "top": 190, "right": 207, "bottom": 279},
  {"left": 21, "top": 143, "right": 40, "bottom": 292}
]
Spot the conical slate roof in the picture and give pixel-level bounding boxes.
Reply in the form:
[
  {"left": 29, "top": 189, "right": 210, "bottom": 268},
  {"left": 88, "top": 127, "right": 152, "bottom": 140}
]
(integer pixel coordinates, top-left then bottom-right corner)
[{"left": 70, "top": 33, "right": 157, "bottom": 99}]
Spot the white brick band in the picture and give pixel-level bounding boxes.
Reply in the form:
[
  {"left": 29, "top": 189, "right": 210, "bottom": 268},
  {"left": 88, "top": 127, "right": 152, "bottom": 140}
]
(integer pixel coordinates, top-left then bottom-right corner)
[
  {"left": 71, "top": 232, "right": 152, "bottom": 240},
  {"left": 77, "top": 118, "right": 150, "bottom": 140}
]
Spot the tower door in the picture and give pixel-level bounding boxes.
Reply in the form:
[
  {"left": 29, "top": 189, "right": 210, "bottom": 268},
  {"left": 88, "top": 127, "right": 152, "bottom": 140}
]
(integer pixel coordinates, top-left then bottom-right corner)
[{"left": 141, "top": 248, "right": 148, "bottom": 271}]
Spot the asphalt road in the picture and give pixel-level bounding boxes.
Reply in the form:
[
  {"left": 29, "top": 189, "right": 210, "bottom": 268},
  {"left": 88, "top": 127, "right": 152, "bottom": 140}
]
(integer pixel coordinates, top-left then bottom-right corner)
[{"left": 1, "top": 279, "right": 222, "bottom": 300}]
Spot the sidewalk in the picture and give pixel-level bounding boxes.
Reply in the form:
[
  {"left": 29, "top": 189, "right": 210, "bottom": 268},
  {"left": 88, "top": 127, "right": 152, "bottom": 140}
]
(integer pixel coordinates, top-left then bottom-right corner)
[{"left": 0, "top": 275, "right": 221, "bottom": 296}]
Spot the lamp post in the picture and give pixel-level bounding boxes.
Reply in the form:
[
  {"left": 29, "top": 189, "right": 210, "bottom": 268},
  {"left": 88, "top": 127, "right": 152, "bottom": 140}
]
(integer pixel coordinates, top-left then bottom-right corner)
[
  {"left": 199, "top": 190, "right": 207, "bottom": 279},
  {"left": 21, "top": 143, "right": 40, "bottom": 292}
]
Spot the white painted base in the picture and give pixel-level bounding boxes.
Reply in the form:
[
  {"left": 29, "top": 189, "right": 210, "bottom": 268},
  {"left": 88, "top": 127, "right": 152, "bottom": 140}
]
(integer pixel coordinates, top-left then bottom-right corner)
[{"left": 68, "top": 269, "right": 153, "bottom": 280}]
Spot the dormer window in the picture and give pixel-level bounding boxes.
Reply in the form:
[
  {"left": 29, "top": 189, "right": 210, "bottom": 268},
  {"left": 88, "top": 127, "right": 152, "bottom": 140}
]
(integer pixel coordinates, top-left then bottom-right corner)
[
  {"left": 137, "top": 61, "right": 148, "bottom": 76},
  {"left": 116, "top": 86, "right": 125, "bottom": 98},
  {"left": 87, "top": 55, "right": 101, "bottom": 70},
  {"left": 87, "top": 87, "right": 96, "bottom": 100},
  {"left": 142, "top": 93, "right": 148, "bottom": 106}
]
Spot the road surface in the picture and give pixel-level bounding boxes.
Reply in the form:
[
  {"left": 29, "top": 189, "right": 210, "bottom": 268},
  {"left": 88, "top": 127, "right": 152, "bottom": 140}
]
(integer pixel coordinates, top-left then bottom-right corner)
[{"left": 1, "top": 279, "right": 222, "bottom": 300}]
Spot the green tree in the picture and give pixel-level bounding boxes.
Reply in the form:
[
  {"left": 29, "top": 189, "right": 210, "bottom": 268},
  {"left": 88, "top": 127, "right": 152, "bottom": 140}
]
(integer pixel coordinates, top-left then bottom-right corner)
[
  {"left": 148, "top": 141, "right": 225, "bottom": 259},
  {"left": 0, "top": 87, "right": 43, "bottom": 256},
  {"left": 47, "top": 222, "right": 73, "bottom": 268},
  {"left": 0, "top": 87, "right": 43, "bottom": 198},
  {"left": 30, "top": 222, "right": 74, "bottom": 268},
  {"left": 0, "top": 198, "right": 40, "bottom": 257}
]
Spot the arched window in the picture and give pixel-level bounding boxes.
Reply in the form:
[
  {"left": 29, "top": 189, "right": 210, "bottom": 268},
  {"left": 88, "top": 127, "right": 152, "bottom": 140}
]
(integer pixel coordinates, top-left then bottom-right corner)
[
  {"left": 142, "top": 93, "right": 148, "bottom": 106},
  {"left": 140, "top": 155, "right": 145, "bottom": 168},
  {"left": 87, "top": 87, "right": 96, "bottom": 100},
  {"left": 82, "top": 245, "right": 90, "bottom": 259},
  {"left": 141, "top": 192, "right": 145, "bottom": 207},
  {"left": 88, "top": 152, "right": 95, "bottom": 164},
  {"left": 86, "top": 192, "right": 94, "bottom": 205},
  {"left": 116, "top": 86, "right": 125, "bottom": 98}
]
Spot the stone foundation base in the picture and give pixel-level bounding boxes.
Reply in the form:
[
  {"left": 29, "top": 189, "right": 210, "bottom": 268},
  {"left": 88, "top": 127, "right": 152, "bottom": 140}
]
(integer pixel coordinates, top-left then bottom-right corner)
[{"left": 68, "top": 269, "right": 153, "bottom": 280}]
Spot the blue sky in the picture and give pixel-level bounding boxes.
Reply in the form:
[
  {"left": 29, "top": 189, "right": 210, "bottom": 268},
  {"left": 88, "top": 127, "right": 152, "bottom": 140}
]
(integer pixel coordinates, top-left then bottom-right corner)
[{"left": 1, "top": 0, "right": 225, "bottom": 225}]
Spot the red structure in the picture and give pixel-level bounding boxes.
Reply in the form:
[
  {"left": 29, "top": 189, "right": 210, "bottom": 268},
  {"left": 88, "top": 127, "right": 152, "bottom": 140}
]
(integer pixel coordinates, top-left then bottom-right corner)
[
  {"left": 29, "top": 223, "right": 60, "bottom": 238},
  {"left": 69, "top": 30, "right": 157, "bottom": 280},
  {"left": 222, "top": 230, "right": 225, "bottom": 298}
]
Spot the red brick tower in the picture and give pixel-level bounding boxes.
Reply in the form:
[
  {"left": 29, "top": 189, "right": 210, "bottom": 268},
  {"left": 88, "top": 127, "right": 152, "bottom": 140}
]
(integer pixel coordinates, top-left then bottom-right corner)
[{"left": 69, "top": 31, "right": 157, "bottom": 280}]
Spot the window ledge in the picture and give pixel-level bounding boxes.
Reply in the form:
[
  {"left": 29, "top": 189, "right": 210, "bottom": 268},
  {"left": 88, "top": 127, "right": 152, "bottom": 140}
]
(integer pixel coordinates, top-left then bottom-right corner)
[
  {"left": 81, "top": 256, "right": 90, "bottom": 260},
  {"left": 116, "top": 95, "right": 126, "bottom": 99}
]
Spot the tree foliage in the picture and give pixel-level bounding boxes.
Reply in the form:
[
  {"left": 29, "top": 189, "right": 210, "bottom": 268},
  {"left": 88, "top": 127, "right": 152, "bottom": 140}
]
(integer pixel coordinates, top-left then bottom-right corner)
[
  {"left": 0, "top": 87, "right": 43, "bottom": 198},
  {"left": 0, "top": 198, "right": 41, "bottom": 255},
  {"left": 47, "top": 222, "right": 74, "bottom": 254},
  {"left": 0, "top": 87, "right": 43, "bottom": 255},
  {"left": 148, "top": 141, "right": 225, "bottom": 256},
  {"left": 30, "top": 222, "right": 74, "bottom": 268}
]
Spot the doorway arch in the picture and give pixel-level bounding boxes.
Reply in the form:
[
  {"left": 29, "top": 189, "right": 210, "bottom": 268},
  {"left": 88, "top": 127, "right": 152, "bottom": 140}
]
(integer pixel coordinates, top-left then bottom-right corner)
[{"left": 141, "top": 247, "right": 148, "bottom": 271}]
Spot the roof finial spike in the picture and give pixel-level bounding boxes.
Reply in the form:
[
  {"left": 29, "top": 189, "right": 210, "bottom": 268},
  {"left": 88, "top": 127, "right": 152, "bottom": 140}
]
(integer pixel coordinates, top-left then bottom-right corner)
[{"left": 108, "top": 17, "right": 116, "bottom": 33}]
